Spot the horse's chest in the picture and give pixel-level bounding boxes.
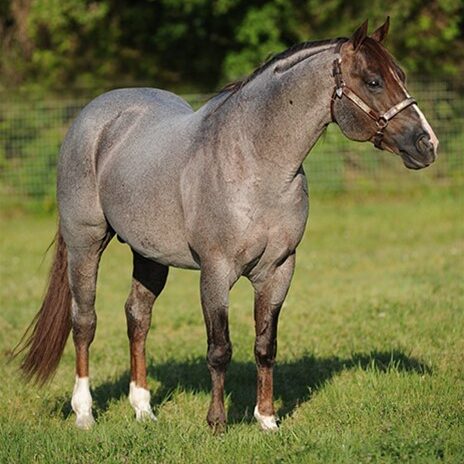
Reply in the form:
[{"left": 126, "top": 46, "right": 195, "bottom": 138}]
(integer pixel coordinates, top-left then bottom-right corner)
[
  {"left": 235, "top": 189, "right": 308, "bottom": 264},
  {"left": 259, "top": 200, "right": 307, "bottom": 247},
  {"left": 259, "top": 177, "right": 308, "bottom": 241}
]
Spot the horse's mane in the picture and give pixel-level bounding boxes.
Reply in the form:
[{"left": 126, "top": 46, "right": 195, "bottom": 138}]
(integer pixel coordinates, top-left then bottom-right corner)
[{"left": 218, "top": 38, "right": 347, "bottom": 97}]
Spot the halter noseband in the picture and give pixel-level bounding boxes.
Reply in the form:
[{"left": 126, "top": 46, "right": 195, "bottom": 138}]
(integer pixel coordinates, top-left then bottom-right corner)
[{"left": 330, "top": 47, "right": 416, "bottom": 149}]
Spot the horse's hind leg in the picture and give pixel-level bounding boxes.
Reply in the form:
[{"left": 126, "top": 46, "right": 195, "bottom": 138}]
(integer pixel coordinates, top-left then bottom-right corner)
[
  {"left": 125, "top": 251, "right": 168, "bottom": 421},
  {"left": 67, "top": 232, "right": 113, "bottom": 429}
]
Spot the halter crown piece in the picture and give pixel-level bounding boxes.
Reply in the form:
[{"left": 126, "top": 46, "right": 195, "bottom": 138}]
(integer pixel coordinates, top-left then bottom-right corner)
[{"left": 330, "top": 45, "right": 416, "bottom": 149}]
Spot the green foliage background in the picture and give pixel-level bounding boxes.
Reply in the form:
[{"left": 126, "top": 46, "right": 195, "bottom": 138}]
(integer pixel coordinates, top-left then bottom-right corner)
[
  {"left": 0, "top": 1, "right": 462, "bottom": 203},
  {"left": 0, "top": 0, "right": 463, "bottom": 92}
]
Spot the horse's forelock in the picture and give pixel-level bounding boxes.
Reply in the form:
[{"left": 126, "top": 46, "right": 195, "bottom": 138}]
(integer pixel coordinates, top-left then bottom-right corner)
[{"left": 360, "top": 37, "right": 406, "bottom": 84}]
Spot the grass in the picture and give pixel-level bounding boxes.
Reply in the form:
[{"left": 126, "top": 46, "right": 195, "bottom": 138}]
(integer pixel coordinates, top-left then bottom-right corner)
[{"left": 0, "top": 185, "right": 463, "bottom": 463}]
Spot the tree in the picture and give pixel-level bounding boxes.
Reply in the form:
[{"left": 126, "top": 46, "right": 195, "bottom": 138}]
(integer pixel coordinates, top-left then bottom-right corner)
[{"left": 0, "top": 0, "right": 462, "bottom": 92}]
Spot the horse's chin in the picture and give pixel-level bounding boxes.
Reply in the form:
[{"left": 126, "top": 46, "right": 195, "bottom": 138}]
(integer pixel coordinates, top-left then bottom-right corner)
[{"left": 400, "top": 151, "right": 431, "bottom": 170}]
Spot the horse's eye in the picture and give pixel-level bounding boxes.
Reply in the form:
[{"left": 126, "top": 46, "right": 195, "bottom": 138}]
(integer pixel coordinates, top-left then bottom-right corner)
[{"left": 367, "top": 79, "right": 381, "bottom": 89}]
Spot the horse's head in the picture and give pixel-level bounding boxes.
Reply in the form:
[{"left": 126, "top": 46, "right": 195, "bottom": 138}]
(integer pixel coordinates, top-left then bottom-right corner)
[{"left": 331, "top": 18, "right": 438, "bottom": 170}]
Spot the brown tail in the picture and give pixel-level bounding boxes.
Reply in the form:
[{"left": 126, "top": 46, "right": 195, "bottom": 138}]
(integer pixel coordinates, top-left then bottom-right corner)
[{"left": 13, "top": 229, "right": 72, "bottom": 385}]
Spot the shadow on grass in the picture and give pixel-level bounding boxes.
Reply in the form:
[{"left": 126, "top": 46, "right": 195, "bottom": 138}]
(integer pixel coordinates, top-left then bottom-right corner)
[{"left": 53, "top": 349, "right": 430, "bottom": 423}]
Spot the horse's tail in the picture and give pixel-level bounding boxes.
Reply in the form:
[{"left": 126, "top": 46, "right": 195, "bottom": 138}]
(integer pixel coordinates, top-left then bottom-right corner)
[{"left": 12, "top": 229, "right": 72, "bottom": 385}]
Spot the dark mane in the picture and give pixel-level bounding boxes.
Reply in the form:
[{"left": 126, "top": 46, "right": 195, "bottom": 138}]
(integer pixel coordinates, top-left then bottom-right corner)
[{"left": 219, "top": 38, "right": 347, "bottom": 96}]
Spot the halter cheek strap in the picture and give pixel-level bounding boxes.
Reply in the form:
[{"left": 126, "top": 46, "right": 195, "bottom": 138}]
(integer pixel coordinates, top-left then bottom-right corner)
[{"left": 331, "top": 55, "right": 416, "bottom": 149}]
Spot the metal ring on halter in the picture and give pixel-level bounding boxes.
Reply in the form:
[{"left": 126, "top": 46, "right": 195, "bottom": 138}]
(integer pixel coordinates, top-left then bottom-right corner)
[{"left": 376, "top": 117, "right": 388, "bottom": 130}]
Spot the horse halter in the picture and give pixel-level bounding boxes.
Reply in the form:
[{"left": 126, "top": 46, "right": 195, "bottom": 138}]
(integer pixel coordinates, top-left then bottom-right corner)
[{"left": 330, "top": 51, "right": 416, "bottom": 149}]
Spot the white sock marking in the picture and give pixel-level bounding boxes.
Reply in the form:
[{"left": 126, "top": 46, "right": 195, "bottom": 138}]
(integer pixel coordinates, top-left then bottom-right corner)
[
  {"left": 254, "top": 405, "right": 279, "bottom": 431},
  {"left": 129, "top": 381, "right": 157, "bottom": 422},
  {"left": 71, "top": 376, "right": 95, "bottom": 429}
]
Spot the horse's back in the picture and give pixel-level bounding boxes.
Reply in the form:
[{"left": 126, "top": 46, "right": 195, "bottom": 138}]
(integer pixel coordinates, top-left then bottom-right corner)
[
  {"left": 61, "top": 88, "right": 193, "bottom": 162},
  {"left": 81, "top": 87, "right": 193, "bottom": 120},
  {"left": 60, "top": 87, "right": 192, "bottom": 162}
]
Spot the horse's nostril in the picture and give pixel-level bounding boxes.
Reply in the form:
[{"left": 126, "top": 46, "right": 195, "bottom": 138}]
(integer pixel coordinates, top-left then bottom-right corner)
[{"left": 416, "top": 134, "right": 434, "bottom": 157}]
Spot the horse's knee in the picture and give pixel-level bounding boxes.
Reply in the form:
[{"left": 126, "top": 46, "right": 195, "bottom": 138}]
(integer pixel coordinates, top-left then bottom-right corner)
[
  {"left": 207, "top": 342, "right": 232, "bottom": 370},
  {"left": 255, "top": 335, "right": 277, "bottom": 368}
]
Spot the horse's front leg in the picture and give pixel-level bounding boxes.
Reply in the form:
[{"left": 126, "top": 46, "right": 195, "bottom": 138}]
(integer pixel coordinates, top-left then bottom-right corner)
[
  {"left": 250, "top": 253, "right": 295, "bottom": 431},
  {"left": 200, "top": 259, "right": 236, "bottom": 433}
]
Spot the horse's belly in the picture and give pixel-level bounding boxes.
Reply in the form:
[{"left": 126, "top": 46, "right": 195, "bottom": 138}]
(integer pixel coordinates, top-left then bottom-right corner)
[
  {"left": 125, "top": 225, "right": 199, "bottom": 270},
  {"left": 99, "top": 171, "right": 199, "bottom": 269},
  {"left": 108, "top": 209, "right": 199, "bottom": 269},
  {"left": 133, "top": 244, "right": 199, "bottom": 270}
]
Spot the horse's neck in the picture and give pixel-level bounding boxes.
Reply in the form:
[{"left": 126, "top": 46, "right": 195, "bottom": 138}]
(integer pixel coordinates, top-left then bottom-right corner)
[{"left": 210, "top": 46, "right": 337, "bottom": 182}]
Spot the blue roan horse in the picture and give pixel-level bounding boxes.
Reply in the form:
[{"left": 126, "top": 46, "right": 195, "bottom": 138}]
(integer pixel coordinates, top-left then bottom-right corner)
[{"left": 15, "top": 19, "right": 438, "bottom": 431}]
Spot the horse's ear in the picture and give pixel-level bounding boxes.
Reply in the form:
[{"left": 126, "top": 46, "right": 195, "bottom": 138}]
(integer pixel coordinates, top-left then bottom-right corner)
[
  {"left": 371, "top": 16, "right": 390, "bottom": 43},
  {"left": 351, "top": 20, "right": 369, "bottom": 51}
]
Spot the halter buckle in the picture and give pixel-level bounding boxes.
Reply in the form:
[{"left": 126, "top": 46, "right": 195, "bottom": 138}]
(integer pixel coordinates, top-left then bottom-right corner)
[{"left": 373, "top": 130, "right": 384, "bottom": 149}]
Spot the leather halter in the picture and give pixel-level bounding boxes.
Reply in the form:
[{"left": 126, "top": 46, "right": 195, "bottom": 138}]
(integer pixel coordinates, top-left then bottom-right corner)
[{"left": 330, "top": 48, "right": 416, "bottom": 149}]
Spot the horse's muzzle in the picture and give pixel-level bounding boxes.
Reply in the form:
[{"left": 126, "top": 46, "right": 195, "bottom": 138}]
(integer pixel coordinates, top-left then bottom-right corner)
[{"left": 401, "top": 133, "right": 437, "bottom": 170}]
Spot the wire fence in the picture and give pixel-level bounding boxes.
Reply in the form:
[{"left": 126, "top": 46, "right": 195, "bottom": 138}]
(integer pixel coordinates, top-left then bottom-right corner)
[{"left": 0, "top": 79, "right": 462, "bottom": 204}]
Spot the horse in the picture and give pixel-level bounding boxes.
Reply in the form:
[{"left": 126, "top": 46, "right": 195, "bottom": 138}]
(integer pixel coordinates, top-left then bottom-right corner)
[{"left": 14, "top": 18, "right": 438, "bottom": 432}]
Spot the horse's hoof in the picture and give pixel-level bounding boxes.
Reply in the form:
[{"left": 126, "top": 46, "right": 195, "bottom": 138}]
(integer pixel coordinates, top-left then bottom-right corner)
[
  {"left": 208, "top": 420, "right": 226, "bottom": 435},
  {"left": 75, "top": 413, "right": 95, "bottom": 430},
  {"left": 207, "top": 410, "right": 227, "bottom": 435},
  {"left": 129, "top": 382, "right": 157, "bottom": 423},
  {"left": 135, "top": 408, "right": 157, "bottom": 422},
  {"left": 254, "top": 406, "right": 279, "bottom": 431}
]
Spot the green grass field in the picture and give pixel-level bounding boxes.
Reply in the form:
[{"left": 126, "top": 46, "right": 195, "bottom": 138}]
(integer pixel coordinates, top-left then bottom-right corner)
[{"left": 1, "top": 186, "right": 463, "bottom": 463}]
